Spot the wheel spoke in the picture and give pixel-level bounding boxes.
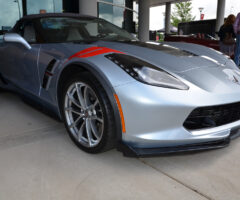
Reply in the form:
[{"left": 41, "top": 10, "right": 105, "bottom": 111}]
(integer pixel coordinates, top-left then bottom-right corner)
[
  {"left": 70, "top": 115, "right": 83, "bottom": 128},
  {"left": 83, "top": 86, "right": 91, "bottom": 108},
  {"left": 67, "top": 92, "right": 82, "bottom": 108},
  {"left": 78, "top": 121, "right": 85, "bottom": 141},
  {"left": 93, "top": 99, "right": 99, "bottom": 108},
  {"left": 90, "top": 120, "right": 100, "bottom": 140},
  {"left": 86, "top": 118, "right": 93, "bottom": 146},
  {"left": 96, "top": 117, "right": 103, "bottom": 123},
  {"left": 87, "top": 99, "right": 99, "bottom": 111},
  {"left": 65, "top": 107, "right": 82, "bottom": 115},
  {"left": 75, "top": 83, "right": 86, "bottom": 109}
]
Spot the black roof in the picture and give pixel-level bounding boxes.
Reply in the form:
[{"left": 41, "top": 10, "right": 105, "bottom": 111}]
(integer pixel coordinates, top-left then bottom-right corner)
[{"left": 21, "top": 13, "right": 96, "bottom": 20}]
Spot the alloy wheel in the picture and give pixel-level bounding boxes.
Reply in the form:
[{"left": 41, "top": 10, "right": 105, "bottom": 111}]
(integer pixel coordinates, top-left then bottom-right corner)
[{"left": 64, "top": 82, "right": 104, "bottom": 148}]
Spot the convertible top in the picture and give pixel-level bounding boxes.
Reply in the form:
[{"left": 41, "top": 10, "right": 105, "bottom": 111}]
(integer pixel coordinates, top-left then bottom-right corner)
[{"left": 21, "top": 13, "right": 96, "bottom": 20}]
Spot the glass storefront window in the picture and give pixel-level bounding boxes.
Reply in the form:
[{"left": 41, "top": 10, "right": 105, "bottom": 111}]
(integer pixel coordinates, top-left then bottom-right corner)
[
  {"left": 27, "top": 0, "right": 62, "bottom": 14},
  {"left": 0, "top": 0, "right": 22, "bottom": 31},
  {"left": 98, "top": 0, "right": 125, "bottom": 28}
]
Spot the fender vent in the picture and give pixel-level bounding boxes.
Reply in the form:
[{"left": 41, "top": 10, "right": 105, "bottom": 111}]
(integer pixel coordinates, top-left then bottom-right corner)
[
  {"left": 42, "top": 59, "right": 57, "bottom": 89},
  {"left": 46, "top": 59, "right": 56, "bottom": 72}
]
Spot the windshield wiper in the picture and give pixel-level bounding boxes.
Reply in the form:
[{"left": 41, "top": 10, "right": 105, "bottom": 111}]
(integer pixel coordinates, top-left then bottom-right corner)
[
  {"left": 68, "top": 38, "right": 137, "bottom": 44},
  {"left": 99, "top": 38, "right": 137, "bottom": 42}
]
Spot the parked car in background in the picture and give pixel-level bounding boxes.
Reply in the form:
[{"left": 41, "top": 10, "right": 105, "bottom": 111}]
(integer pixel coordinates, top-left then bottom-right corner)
[
  {"left": 164, "top": 34, "right": 220, "bottom": 51},
  {"left": 165, "top": 19, "right": 238, "bottom": 59},
  {"left": 178, "top": 19, "right": 217, "bottom": 37}
]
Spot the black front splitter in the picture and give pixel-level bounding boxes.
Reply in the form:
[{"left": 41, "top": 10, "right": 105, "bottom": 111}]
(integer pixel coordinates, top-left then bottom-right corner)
[{"left": 117, "top": 138, "right": 231, "bottom": 157}]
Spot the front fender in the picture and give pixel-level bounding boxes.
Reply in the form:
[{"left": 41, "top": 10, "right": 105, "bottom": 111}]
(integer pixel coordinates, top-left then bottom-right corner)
[{"left": 52, "top": 58, "right": 126, "bottom": 142}]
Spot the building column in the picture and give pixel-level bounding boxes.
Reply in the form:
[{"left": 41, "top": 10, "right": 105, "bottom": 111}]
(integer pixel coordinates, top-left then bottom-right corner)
[
  {"left": 63, "top": 0, "right": 79, "bottom": 13},
  {"left": 138, "top": 0, "right": 150, "bottom": 42},
  {"left": 215, "top": 0, "right": 226, "bottom": 34},
  {"left": 165, "top": 2, "right": 171, "bottom": 34},
  {"left": 79, "top": 0, "right": 98, "bottom": 17},
  {"left": 22, "top": 0, "right": 27, "bottom": 15}
]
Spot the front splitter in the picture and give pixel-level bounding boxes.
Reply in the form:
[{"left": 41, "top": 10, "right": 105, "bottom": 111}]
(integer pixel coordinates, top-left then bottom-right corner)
[{"left": 118, "top": 138, "right": 230, "bottom": 157}]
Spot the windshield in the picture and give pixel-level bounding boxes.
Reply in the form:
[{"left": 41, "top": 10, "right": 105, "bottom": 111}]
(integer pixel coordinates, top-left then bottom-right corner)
[{"left": 38, "top": 17, "right": 137, "bottom": 43}]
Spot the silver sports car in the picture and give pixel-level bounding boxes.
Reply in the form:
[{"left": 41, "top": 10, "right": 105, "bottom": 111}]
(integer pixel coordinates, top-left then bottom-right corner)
[{"left": 0, "top": 13, "right": 240, "bottom": 156}]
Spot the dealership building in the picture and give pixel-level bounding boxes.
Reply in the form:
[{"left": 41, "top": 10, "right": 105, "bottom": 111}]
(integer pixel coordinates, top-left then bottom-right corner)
[{"left": 0, "top": 0, "right": 226, "bottom": 41}]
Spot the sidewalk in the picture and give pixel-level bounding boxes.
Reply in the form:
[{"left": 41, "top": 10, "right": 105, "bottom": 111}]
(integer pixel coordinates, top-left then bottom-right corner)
[{"left": 0, "top": 92, "right": 239, "bottom": 200}]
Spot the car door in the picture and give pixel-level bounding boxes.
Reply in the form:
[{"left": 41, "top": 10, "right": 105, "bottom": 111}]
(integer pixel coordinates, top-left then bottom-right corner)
[
  {"left": 1, "top": 20, "right": 41, "bottom": 96},
  {"left": 0, "top": 31, "right": 15, "bottom": 80}
]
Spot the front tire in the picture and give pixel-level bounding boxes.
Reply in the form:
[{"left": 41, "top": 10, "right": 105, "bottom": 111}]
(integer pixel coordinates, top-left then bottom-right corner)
[{"left": 60, "top": 73, "right": 116, "bottom": 153}]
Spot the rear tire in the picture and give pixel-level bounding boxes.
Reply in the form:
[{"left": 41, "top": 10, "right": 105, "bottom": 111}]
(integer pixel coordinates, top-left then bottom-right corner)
[{"left": 60, "top": 72, "right": 116, "bottom": 153}]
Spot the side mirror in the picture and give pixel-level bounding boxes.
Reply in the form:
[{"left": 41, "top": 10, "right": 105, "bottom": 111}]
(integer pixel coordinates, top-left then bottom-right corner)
[
  {"left": 3, "top": 33, "right": 31, "bottom": 50},
  {"left": 0, "top": 30, "right": 8, "bottom": 35}
]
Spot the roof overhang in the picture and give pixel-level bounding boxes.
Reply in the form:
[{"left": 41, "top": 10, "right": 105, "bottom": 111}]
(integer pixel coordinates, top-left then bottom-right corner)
[{"left": 135, "top": 0, "right": 190, "bottom": 7}]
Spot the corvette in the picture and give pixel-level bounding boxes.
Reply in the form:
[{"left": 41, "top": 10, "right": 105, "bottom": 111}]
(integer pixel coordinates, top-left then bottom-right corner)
[{"left": 0, "top": 13, "right": 240, "bottom": 156}]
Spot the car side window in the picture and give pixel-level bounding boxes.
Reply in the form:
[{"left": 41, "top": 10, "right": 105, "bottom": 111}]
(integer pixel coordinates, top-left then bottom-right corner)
[
  {"left": 23, "top": 22, "right": 37, "bottom": 43},
  {"left": 16, "top": 22, "right": 25, "bottom": 36},
  {"left": 84, "top": 22, "right": 98, "bottom": 36},
  {"left": 16, "top": 21, "right": 37, "bottom": 44}
]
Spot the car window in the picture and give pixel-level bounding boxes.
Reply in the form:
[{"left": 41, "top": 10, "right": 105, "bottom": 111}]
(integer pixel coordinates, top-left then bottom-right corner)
[
  {"left": 16, "top": 21, "right": 37, "bottom": 43},
  {"left": 23, "top": 23, "right": 36, "bottom": 43},
  {"left": 84, "top": 23, "right": 98, "bottom": 36}
]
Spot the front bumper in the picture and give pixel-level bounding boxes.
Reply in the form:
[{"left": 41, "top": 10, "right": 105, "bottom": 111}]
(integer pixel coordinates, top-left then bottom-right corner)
[
  {"left": 118, "top": 129, "right": 240, "bottom": 157},
  {"left": 114, "top": 81, "right": 240, "bottom": 154}
]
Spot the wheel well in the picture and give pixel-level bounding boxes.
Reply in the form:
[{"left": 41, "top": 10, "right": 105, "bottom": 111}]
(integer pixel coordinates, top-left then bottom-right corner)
[
  {"left": 58, "top": 64, "right": 87, "bottom": 100},
  {"left": 57, "top": 64, "right": 123, "bottom": 142}
]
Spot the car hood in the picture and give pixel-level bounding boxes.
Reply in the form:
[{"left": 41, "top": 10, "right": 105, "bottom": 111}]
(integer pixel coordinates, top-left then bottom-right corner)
[
  {"left": 42, "top": 41, "right": 240, "bottom": 93},
  {"left": 91, "top": 41, "right": 240, "bottom": 92},
  {"left": 99, "top": 41, "right": 240, "bottom": 91},
  {"left": 92, "top": 40, "right": 234, "bottom": 73},
  {"left": 46, "top": 40, "right": 234, "bottom": 74}
]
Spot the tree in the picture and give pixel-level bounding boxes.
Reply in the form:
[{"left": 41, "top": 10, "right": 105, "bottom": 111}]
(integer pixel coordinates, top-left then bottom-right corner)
[{"left": 171, "top": 2, "right": 196, "bottom": 28}]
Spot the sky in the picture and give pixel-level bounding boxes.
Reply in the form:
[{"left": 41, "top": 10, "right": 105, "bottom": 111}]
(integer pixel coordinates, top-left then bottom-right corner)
[{"left": 150, "top": 0, "right": 240, "bottom": 30}]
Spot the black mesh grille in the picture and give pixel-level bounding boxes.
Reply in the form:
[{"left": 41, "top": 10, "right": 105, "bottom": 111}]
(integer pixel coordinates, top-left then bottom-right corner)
[{"left": 183, "top": 102, "right": 240, "bottom": 130}]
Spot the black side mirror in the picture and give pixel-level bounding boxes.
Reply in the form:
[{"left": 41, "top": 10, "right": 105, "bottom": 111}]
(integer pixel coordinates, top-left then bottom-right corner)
[{"left": 0, "top": 30, "right": 8, "bottom": 35}]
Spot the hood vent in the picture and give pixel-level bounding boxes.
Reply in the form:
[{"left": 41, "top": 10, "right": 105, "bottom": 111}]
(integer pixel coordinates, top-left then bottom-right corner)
[{"left": 120, "top": 41, "right": 197, "bottom": 57}]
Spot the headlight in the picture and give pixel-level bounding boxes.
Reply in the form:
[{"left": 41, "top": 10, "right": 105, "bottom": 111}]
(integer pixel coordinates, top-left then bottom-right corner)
[{"left": 105, "top": 53, "right": 189, "bottom": 90}]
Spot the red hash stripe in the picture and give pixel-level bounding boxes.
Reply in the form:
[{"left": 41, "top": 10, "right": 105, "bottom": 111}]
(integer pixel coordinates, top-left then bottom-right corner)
[
  {"left": 68, "top": 46, "right": 102, "bottom": 60},
  {"left": 68, "top": 46, "right": 124, "bottom": 60},
  {"left": 79, "top": 48, "right": 123, "bottom": 58}
]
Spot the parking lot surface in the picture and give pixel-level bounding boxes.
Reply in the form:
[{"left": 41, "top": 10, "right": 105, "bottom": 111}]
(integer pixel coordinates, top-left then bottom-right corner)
[{"left": 0, "top": 92, "right": 240, "bottom": 200}]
